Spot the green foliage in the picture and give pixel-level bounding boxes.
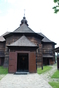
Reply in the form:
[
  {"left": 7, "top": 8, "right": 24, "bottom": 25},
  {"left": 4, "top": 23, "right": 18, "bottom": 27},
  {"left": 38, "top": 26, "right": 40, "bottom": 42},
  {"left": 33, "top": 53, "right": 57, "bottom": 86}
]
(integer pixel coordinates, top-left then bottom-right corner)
[
  {"left": 53, "top": 0, "right": 59, "bottom": 13},
  {"left": 51, "top": 70, "right": 59, "bottom": 78},
  {"left": 54, "top": 0, "right": 58, "bottom": 3},
  {"left": 53, "top": 6, "right": 59, "bottom": 13},
  {"left": 49, "top": 82, "right": 59, "bottom": 88},
  {"left": 37, "top": 66, "right": 52, "bottom": 74},
  {"left": 0, "top": 66, "right": 8, "bottom": 74}
]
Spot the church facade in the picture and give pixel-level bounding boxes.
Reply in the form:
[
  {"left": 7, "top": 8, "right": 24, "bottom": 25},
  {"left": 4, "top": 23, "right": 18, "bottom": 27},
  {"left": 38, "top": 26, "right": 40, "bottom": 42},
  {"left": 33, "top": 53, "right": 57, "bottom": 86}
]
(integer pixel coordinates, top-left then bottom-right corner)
[{"left": 0, "top": 16, "right": 56, "bottom": 73}]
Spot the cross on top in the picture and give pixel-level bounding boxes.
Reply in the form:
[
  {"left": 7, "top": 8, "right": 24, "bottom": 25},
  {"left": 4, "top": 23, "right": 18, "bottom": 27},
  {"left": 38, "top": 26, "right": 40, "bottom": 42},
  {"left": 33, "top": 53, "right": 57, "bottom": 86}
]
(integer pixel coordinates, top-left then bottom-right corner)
[{"left": 24, "top": 9, "right": 25, "bottom": 17}]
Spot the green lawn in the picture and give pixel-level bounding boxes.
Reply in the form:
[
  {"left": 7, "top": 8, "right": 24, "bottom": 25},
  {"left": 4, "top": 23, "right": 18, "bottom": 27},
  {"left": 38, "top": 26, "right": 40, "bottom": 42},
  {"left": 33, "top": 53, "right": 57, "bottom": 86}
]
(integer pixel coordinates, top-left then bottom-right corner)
[
  {"left": 0, "top": 66, "right": 8, "bottom": 74},
  {"left": 37, "top": 66, "right": 52, "bottom": 74},
  {"left": 49, "top": 82, "right": 59, "bottom": 88},
  {"left": 51, "top": 70, "right": 59, "bottom": 78}
]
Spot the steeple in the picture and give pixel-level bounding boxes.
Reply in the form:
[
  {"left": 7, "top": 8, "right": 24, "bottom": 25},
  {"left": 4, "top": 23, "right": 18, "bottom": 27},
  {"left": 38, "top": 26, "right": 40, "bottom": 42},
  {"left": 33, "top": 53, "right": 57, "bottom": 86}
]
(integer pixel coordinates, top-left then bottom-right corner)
[
  {"left": 20, "top": 10, "right": 28, "bottom": 26},
  {"left": 20, "top": 16, "right": 28, "bottom": 26},
  {"left": 24, "top": 9, "right": 25, "bottom": 17}
]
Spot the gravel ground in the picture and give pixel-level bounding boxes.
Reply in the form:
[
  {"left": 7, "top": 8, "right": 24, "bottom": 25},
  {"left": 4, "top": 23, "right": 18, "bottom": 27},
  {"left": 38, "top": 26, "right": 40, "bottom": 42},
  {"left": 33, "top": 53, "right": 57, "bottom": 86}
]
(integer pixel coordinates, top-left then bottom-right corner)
[{"left": 0, "top": 73, "right": 52, "bottom": 88}]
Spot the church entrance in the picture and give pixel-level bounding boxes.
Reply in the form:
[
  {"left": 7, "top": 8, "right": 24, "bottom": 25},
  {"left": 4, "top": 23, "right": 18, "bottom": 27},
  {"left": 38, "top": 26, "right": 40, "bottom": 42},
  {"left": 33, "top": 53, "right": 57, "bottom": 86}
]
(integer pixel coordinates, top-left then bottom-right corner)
[{"left": 17, "top": 53, "right": 29, "bottom": 72}]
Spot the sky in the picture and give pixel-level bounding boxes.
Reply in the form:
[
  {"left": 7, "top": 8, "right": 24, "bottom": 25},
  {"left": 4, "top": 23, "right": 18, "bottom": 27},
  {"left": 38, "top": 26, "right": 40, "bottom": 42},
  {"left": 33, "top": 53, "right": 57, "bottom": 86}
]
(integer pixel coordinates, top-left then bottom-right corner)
[{"left": 0, "top": 0, "right": 59, "bottom": 47}]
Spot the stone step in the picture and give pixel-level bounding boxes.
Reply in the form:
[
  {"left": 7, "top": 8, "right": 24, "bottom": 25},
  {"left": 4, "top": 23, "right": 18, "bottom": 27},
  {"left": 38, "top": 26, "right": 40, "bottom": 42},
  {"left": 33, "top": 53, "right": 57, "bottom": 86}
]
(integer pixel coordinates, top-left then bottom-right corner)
[{"left": 14, "top": 71, "right": 29, "bottom": 75}]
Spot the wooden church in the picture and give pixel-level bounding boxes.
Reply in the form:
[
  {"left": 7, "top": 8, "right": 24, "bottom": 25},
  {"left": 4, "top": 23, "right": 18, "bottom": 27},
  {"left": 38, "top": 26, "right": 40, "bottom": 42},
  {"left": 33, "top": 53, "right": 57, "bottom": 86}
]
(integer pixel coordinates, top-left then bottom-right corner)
[{"left": 0, "top": 16, "right": 56, "bottom": 73}]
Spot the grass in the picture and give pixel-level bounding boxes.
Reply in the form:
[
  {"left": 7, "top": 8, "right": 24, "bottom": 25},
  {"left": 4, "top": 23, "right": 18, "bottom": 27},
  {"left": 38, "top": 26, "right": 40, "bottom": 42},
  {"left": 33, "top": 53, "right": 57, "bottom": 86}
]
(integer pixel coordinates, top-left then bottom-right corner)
[
  {"left": 37, "top": 66, "right": 52, "bottom": 74},
  {"left": 51, "top": 70, "right": 59, "bottom": 78},
  {"left": 49, "top": 67, "right": 59, "bottom": 88},
  {"left": 49, "top": 82, "right": 59, "bottom": 88},
  {"left": 0, "top": 66, "right": 8, "bottom": 74}
]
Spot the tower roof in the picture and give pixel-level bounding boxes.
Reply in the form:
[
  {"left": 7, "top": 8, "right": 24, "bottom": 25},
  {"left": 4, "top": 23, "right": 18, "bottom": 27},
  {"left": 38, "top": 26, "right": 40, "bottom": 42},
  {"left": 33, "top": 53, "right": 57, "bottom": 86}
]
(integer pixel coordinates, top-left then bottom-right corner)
[
  {"left": 14, "top": 23, "right": 35, "bottom": 33},
  {"left": 13, "top": 16, "right": 35, "bottom": 33},
  {"left": 20, "top": 16, "right": 28, "bottom": 26}
]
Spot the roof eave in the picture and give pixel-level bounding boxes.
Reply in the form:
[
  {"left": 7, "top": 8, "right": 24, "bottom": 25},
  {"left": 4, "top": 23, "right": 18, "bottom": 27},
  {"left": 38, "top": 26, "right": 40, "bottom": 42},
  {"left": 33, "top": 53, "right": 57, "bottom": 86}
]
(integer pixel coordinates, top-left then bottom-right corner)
[
  {"left": 41, "top": 41, "right": 56, "bottom": 45},
  {"left": 0, "top": 40, "right": 6, "bottom": 42},
  {"left": 53, "top": 47, "right": 59, "bottom": 52},
  {"left": 7, "top": 45, "right": 38, "bottom": 48}
]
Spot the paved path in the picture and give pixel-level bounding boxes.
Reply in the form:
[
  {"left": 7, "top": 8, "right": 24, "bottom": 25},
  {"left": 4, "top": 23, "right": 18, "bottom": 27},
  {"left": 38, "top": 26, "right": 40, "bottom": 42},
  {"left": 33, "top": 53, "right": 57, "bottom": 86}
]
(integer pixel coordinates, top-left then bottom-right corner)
[
  {"left": 0, "top": 73, "right": 52, "bottom": 88},
  {"left": 40, "top": 64, "right": 59, "bottom": 82},
  {"left": 0, "top": 75, "right": 5, "bottom": 80}
]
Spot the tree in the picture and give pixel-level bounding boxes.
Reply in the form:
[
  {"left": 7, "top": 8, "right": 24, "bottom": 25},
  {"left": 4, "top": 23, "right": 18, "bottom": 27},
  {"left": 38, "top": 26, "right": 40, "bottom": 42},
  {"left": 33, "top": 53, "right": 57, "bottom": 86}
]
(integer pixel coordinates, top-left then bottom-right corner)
[{"left": 53, "top": 0, "right": 59, "bottom": 13}]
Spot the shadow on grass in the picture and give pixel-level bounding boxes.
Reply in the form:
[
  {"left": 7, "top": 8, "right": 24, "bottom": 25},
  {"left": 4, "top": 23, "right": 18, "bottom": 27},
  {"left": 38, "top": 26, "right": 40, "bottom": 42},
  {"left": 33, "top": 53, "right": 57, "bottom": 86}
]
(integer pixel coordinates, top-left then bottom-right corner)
[{"left": 37, "top": 66, "right": 52, "bottom": 74}]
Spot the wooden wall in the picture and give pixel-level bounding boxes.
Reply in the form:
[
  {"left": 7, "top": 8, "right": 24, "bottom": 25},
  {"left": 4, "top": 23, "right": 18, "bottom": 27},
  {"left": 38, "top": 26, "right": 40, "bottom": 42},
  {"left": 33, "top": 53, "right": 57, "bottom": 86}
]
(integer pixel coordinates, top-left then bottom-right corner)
[
  {"left": 57, "top": 57, "right": 59, "bottom": 70},
  {"left": 29, "top": 52, "right": 36, "bottom": 73},
  {"left": 42, "top": 43, "right": 55, "bottom": 65},
  {"left": 4, "top": 34, "right": 55, "bottom": 67},
  {"left": 9, "top": 51, "right": 36, "bottom": 73},
  {"left": 42, "top": 44, "right": 53, "bottom": 54},
  {"left": 0, "top": 42, "right": 5, "bottom": 66},
  {"left": 0, "top": 42, "right": 5, "bottom": 53},
  {"left": 4, "top": 34, "right": 43, "bottom": 67}
]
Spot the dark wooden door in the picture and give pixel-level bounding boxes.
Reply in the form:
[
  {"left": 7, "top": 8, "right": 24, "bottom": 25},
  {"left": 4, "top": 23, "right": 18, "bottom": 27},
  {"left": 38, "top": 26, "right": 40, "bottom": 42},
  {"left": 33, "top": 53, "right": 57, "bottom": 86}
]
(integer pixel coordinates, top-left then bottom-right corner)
[
  {"left": 17, "top": 53, "right": 28, "bottom": 71},
  {"left": 9, "top": 52, "right": 17, "bottom": 73}
]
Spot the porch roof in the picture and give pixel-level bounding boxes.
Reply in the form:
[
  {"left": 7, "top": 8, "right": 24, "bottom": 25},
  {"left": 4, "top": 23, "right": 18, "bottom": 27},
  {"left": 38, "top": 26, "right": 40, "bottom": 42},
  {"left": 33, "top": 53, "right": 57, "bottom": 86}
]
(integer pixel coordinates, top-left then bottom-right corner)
[
  {"left": 8, "top": 35, "right": 38, "bottom": 47},
  {"left": 54, "top": 47, "right": 59, "bottom": 52},
  {"left": 43, "top": 55, "right": 53, "bottom": 58}
]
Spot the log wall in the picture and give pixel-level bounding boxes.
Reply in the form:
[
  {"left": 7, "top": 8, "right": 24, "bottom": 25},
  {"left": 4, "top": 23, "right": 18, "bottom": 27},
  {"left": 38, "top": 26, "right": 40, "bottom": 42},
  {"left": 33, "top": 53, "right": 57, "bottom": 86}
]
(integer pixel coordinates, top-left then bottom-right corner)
[
  {"left": 42, "top": 44, "right": 55, "bottom": 65},
  {"left": 4, "top": 34, "right": 55, "bottom": 67},
  {"left": 0, "top": 42, "right": 5, "bottom": 66},
  {"left": 4, "top": 34, "right": 43, "bottom": 67}
]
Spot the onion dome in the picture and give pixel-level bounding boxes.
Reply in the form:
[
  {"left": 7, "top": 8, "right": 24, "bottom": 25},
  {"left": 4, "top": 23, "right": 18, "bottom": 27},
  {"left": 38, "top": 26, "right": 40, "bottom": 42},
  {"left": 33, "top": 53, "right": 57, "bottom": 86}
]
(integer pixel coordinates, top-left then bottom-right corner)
[{"left": 20, "top": 16, "right": 28, "bottom": 26}]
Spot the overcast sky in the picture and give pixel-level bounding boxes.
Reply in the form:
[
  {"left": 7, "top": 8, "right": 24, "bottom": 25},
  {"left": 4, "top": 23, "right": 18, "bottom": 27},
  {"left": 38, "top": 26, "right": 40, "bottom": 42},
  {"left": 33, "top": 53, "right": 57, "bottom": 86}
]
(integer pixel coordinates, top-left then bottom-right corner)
[{"left": 0, "top": 0, "right": 59, "bottom": 47}]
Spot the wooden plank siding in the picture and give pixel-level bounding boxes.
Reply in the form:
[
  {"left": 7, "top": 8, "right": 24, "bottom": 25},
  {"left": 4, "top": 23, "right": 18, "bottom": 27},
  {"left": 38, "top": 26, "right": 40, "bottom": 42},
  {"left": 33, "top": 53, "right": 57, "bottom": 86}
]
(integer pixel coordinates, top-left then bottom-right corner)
[
  {"left": 29, "top": 52, "right": 36, "bottom": 73},
  {"left": 4, "top": 34, "right": 55, "bottom": 67},
  {"left": 42, "top": 44, "right": 55, "bottom": 65},
  {"left": 4, "top": 34, "right": 43, "bottom": 67},
  {"left": 9, "top": 52, "right": 17, "bottom": 73},
  {"left": 0, "top": 43, "right": 5, "bottom": 53},
  {"left": 0, "top": 42, "right": 5, "bottom": 66},
  {"left": 57, "top": 57, "right": 59, "bottom": 70}
]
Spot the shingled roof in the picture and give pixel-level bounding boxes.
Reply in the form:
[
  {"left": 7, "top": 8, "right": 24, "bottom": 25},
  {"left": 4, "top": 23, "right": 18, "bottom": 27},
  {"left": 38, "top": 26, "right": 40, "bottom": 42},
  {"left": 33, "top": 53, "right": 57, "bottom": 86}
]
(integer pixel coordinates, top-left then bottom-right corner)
[
  {"left": 0, "top": 36, "right": 5, "bottom": 42},
  {"left": 1, "top": 17, "right": 56, "bottom": 45},
  {"left": 2, "top": 32, "right": 10, "bottom": 36},
  {"left": 8, "top": 35, "right": 37, "bottom": 47},
  {"left": 39, "top": 33, "right": 56, "bottom": 44},
  {"left": 54, "top": 47, "right": 59, "bottom": 52},
  {"left": 14, "top": 23, "right": 34, "bottom": 33},
  {"left": 13, "top": 16, "right": 35, "bottom": 33},
  {"left": 2, "top": 17, "right": 43, "bottom": 40}
]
